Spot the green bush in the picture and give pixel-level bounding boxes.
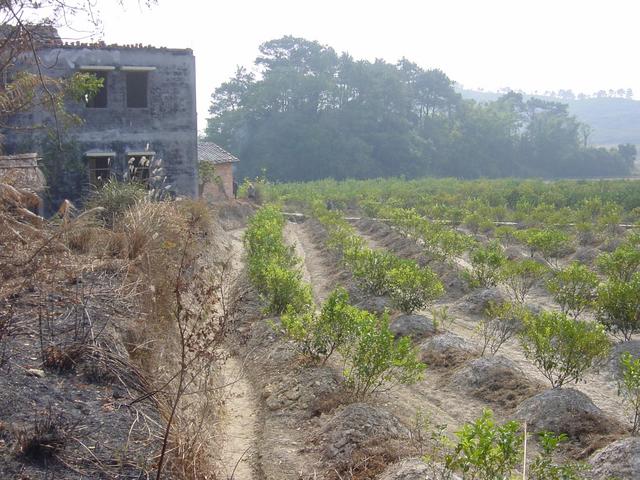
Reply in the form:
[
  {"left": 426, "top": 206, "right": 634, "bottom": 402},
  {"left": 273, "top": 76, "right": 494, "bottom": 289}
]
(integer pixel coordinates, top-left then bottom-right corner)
[
  {"left": 478, "top": 301, "right": 525, "bottom": 356},
  {"left": 263, "top": 262, "right": 312, "bottom": 315},
  {"left": 341, "top": 312, "right": 425, "bottom": 398},
  {"left": 529, "top": 432, "right": 587, "bottom": 480},
  {"left": 499, "top": 259, "right": 548, "bottom": 304},
  {"left": 618, "top": 352, "right": 640, "bottom": 435},
  {"left": 519, "top": 310, "right": 610, "bottom": 388},
  {"left": 546, "top": 261, "right": 598, "bottom": 319},
  {"left": 387, "top": 260, "right": 444, "bottom": 314},
  {"left": 597, "top": 243, "right": 640, "bottom": 282},
  {"left": 465, "top": 241, "right": 507, "bottom": 288},
  {"left": 347, "top": 248, "right": 400, "bottom": 296},
  {"left": 86, "top": 179, "right": 147, "bottom": 227},
  {"left": 596, "top": 273, "right": 640, "bottom": 341},
  {"left": 444, "top": 409, "right": 522, "bottom": 480},
  {"left": 515, "top": 228, "right": 572, "bottom": 269}
]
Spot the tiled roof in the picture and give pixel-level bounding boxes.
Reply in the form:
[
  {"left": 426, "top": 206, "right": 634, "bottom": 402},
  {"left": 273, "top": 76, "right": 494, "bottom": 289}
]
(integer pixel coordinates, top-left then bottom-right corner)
[{"left": 198, "top": 142, "right": 240, "bottom": 165}]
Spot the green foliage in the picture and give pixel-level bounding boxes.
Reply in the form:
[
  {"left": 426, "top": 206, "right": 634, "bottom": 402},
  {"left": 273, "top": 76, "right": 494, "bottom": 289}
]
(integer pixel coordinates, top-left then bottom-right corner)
[
  {"left": 597, "top": 243, "right": 640, "bottom": 282},
  {"left": 596, "top": 274, "right": 640, "bottom": 341},
  {"left": 341, "top": 312, "right": 425, "bottom": 398},
  {"left": 499, "top": 259, "right": 548, "bottom": 304},
  {"left": 514, "top": 228, "right": 571, "bottom": 269},
  {"left": 244, "top": 204, "right": 311, "bottom": 315},
  {"left": 546, "top": 262, "right": 598, "bottom": 318},
  {"left": 519, "top": 310, "right": 610, "bottom": 388},
  {"left": 347, "top": 248, "right": 399, "bottom": 296},
  {"left": 478, "top": 301, "right": 525, "bottom": 356},
  {"left": 197, "top": 161, "right": 220, "bottom": 193},
  {"left": 529, "top": 432, "right": 587, "bottom": 480},
  {"left": 444, "top": 409, "right": 522, "bottom": 480},
  {"left": 465, "top": 241, "right": 507, "bottom": 288},
  {"left": 387, "top": 260, "right": 444, "bottom": 314},
  {"left": 280, "top": 287, "right": 359, "bottom": 363},
  {"left": 618, "top": 352, "right": 640, "bottom": 435},
  {"left": 86, "top": 179, "right": 147, "bottom": 227}
]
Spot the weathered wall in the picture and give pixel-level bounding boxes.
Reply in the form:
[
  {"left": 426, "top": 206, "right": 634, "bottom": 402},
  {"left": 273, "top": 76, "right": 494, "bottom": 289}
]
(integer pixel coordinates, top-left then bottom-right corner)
[
  {"left": 3, "top": 46, "right": 198, "bottom": 198},
  {"left": 202, "top": 163, "right": 234, "bottom": 201}
]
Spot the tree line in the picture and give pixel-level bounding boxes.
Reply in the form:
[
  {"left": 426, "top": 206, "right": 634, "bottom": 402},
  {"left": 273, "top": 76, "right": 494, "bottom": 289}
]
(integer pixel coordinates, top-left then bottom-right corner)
[{"left": 205, "top": 36, "right": 636, "bottom": 182}]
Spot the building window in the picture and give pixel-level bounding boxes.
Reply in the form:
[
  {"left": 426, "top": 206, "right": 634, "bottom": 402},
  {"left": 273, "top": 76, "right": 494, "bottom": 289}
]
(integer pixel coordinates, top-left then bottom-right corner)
[
  {"left": 126, "top": 72, "right": 148, "bottom": 108},
  {"left": 87, "top": 155, "right": 113, "bottom": 186},
  {"left": 85, "top": 71, "right": 108, "bottom": 108},
  {"left": 127, "top": 154, "right": 154, "bottom": 185}
]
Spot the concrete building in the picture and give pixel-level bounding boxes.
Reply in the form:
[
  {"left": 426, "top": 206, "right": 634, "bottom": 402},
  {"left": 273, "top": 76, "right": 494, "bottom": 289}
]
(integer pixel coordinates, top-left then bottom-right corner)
[
  {"left": 3, "top": 39, "right": 198, "bottom": 199},
  {"left": 198, "top": 141, "right": 239, "bottom": 200}
]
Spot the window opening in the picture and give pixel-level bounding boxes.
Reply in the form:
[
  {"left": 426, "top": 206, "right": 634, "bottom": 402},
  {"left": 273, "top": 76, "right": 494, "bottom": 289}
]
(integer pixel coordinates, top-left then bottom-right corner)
[
  {"left": 87, "top": 156, "right": 112, "bottom": 186},
  {"left": 126, "top": 72, "right": 148, "bottom": 108},
  {"left": 85, "top": 71, "right": 108, "bottom": 108},
  {"left": 127, "top": 154, "right": 152, "bottom": 185}
]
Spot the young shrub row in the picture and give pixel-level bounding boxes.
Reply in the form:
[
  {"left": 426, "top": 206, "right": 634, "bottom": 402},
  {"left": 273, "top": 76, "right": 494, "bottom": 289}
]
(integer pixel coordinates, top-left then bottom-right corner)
[
  {"left": 244, "top": 204, "right": 312, "bottom": 315},
  {"left": 312, "top": 203, "right": 443, "bottom": 314}
]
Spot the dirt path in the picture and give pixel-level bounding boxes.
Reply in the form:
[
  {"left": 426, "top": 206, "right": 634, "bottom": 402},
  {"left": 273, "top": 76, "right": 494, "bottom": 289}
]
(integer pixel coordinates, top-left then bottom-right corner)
[
  {"left": 217, "top": 227, "right": 261, "bottom": 480},
  {"left": 353, "top": 220, "right": 629, "bottom": 427}
]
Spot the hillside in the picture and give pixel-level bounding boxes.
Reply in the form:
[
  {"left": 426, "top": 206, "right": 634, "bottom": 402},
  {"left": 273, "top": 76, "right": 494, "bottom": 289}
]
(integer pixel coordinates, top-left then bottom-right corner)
[{"left": 461, "top": 89, "right": 640, "bottom": 146}]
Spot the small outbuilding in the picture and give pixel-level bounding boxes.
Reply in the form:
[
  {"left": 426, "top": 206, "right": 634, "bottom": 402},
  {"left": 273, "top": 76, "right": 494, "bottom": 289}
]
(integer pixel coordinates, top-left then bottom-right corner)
[{"left": 198, "top": 141, "right": 239, "bottom": 200}]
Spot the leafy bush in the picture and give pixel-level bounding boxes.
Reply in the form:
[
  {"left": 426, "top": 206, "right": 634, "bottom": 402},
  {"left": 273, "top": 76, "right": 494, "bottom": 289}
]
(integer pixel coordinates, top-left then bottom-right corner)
[
  {"left": 341, "top": 312, "right": 425, "bottom": 398},
  {"left": 499, "top": 259, "right": 547, "bottom": 304},
  {"left": 347, "top": 248, "right": 400, "bottom": 296},
  {"left": 596, "top": 273, "right": 640, "bottom": 341},
  {"left": 280, "top": 287, "right": 359, "bottom": 363},
  {"left": 618, "top": 352, "right": 640, "bottom": 435},
  {"left": 515, "top": 228, "right": 572, "bottom": 269},
  {"left": 597, "top": 243, "right": 640, "bottom": 282},
  {"left": 263, "top": 262, "right": 313, "bottom": 315},
  {"left": 465, "top": 241, "right": 507, "bottom": 288},
  {"left": 387, "top": 260, "right": 444, "bottom": 314},
  {"left": 444, "top": 409, "right": 522, "bottom": 480},
  {"left": 546, "top": 261, "right": 598, "bottom": 318},
  {"left": 478, "top": 301, "right": 525, "bottom": 356},
  {"left": 86, "top": 179, "right": 147, "bottom": 227},
  {"left": 529, "top": 432, "right": 587, "bottom": 480},
  {"left": 519, "top": 310, "right": 610, "bottom": 388}
]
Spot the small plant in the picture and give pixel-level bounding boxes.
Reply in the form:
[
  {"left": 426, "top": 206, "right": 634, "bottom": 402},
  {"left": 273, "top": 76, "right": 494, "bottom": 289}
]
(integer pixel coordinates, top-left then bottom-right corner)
[
  {"left": 86, "top": 178, "right": 147, "bottom": 227},
  {"left": 465, "top": 241, "right": 507, "bottom": 288},
  {"left": 387, "top": 260, "right": 444, "bottom": 314},
  {"left": 431, "top": 305, "right": 453, "bottom": 332},
  {"left": 477, "top": 301, "right": 525, "bottom": 356},
  {"left": 262, "top": 262, "right": 313, "bottom": 315},
  {"left": 519, "top": 310, "right": 610, "bottom": 388},
  {"left": 546, "top": 261, "right": 598, "bottom": 318},
  {"left": 499, "top": 259, "right": 547, "bottom": 304},
  {"left": 348, "top": 248, "right": 399, "bottom": 296},
  {"left": 529, "top": 432, "right": 587, "bottom": 480},
  {"left": 444, "top": 409, "right": 523, "bottom": 480},
  {"left": 597, "top": 243, "right": 640, "bottom": 282},
  {"left": 596, "top": 273, "right": 640, "bottom": 341},
  {"left": 17, "top": 407, "right": 74, "bottom": 464},
  {"left": 617, "top": 352, "right": 640, "bottom": 435},
  {"left": 341, "top": 312, "right": 425, "bottom": 398}
]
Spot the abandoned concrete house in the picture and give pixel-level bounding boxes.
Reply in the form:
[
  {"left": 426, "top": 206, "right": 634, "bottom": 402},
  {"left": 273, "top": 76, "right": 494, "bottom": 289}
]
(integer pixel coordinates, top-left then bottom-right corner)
[
  {"left": 198, "top": 141, "right": 239, "bottom": 200},
  {"left": 2, "top": 33, "right": 198, "bottom": 200}
]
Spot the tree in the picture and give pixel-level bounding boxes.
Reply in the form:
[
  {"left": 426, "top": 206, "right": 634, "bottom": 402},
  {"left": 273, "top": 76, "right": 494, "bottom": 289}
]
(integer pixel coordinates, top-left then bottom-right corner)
[
  {"left": 546, "top": 262, "right": 598, "bottom": 318},
  {"left": 597, "top": 243, "right": 640, "bottom": 282},
  {"left": 618, "top": 352, "right": 640, "bottom": 435},
  {"left": 596, "top": 274, "right": 640, "bottom": 341},
  {"left": 519, "top": 310, "right": 610, "bottom": 388},
  {"left": 387, "top": 260, "right": 444, "bottom": 314},
  {"left": 499, "top": 259, "right": 547, "bottom": 304},
  {"left": 465, "top": 241, "right": 507, "bottom": 288},
  {"left": 477, "top": 301, "right": 525, "bottom": 356}
]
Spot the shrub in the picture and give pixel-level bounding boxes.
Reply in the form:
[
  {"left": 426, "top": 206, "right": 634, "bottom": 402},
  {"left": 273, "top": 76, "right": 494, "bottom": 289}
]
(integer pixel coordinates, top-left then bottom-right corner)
[
  {"left": 465, "top": 241, "right": 507, "bottom": 288},
  {"left": 477, "top": 301, "right": 525, "bottom": 356},
  {"left": 519, "top": 310, "right": 610, "bottom": 388},
  {"left": 17, "top": 407, "right": 74, "bottom": 464},
  {"left": 529, "top": 432, "right": 587, "bottom": 480},
  {"left": 597, "top": 243, "right": 640, "bottom": 282},
  {"left": 444, "top": 409, "right": 522, "bottom": 480},
  {"left": 86, "top": 179, "right": 147, "bottom": 227},
  {"left": 341, "top": 312, "right": 425, "bottom": 398},
  {"left": 515, "top": 228, "right": 571, "bottom": 269},
  {"left": 546, "top": 261, "right": 598, "bottom": 318},
  {"left": 387, "top": 260, "right": 444, "bottom": 314},
  {"left": 348, "top": 248, "right": 400, "bottom": 296},
  {"left": 280, "top": 287, "right": 359, "bottom": 363},
  {"left": 618, "top": 352, "right": 640, "bottom": 435},
  {"left": 262, "top": 262, "right": 313, "bottom": 315},
  {"left": 596, "top": 273, "right": 640, "bottom": 341},
  {"left": 499, "top": 259, "right": 547, "bottom": 304}
]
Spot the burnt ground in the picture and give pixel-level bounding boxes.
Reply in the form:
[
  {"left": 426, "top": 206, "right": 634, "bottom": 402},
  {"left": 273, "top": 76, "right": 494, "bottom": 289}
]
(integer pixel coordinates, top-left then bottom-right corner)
[{"left": 0, "top": 266, "right": 162, "bottom": 479}]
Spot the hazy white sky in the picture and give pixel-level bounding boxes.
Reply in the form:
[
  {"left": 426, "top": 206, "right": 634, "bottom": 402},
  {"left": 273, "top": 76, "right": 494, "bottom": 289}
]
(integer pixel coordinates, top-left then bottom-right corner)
[{"left": 74, "top": 0, "right": 640, "bottom": 131}]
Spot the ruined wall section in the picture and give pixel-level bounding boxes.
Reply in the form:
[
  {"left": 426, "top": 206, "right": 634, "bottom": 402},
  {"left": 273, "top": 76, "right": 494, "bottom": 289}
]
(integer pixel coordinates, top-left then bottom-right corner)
[{"left": 5, "top": 46, "right": 198, "bottom": 197}]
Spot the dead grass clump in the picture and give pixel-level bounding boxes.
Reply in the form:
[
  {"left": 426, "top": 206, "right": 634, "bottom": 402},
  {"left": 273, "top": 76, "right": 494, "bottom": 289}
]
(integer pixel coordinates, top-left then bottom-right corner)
[
  {"left": 311, "top": 389, "right": 351, "bottom": 417},
  {"left": 16, "top": 407, "right": 74, "bottom": 464},
  {"left": 327, "top": 437, "right": 406, "bottom": 480},
  {"left": 42, "top": 344, "right": 85, "bottom": 373}
]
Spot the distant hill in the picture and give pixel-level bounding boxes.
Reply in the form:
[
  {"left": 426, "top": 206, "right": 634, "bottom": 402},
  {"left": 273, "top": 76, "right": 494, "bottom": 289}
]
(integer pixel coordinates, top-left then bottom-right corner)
[{"left": 460, "top": 89, "right": 640, "bottom": 146}]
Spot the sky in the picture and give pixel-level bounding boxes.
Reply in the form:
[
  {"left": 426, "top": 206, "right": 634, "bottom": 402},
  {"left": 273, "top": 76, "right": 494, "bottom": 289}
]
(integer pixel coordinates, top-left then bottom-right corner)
[{"left": 62, "top": 0, "right": 640, "bottom": 132}]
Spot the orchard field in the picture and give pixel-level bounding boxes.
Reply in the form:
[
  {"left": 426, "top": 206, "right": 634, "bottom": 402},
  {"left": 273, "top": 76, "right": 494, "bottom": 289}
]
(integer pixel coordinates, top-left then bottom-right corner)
[{"left": 236, "top": 176, "right": 640, "bottom": 478}]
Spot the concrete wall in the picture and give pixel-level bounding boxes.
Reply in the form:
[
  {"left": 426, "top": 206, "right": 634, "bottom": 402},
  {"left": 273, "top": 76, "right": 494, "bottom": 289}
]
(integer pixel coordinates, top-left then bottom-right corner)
[{"left": 3, "top": 45, "right": 198, "bottom": 198}]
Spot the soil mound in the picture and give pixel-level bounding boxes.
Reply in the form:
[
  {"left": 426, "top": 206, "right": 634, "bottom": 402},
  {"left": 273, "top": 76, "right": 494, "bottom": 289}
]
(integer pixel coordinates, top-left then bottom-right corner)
[
  {"left": 379, "top": 458, "right": 461, "bottom": 480},
  {"left": 214, "top": 201, "right": 256, "bottom": 230},
  {"left": 515, "top": 388, "right": 625, "bottom": 442},
  {"left": 589, "top": 437, "right": 640, "bottom": 480},
  {"left": 455, "top": 287, "right": 505, "bottom": 316},
  {"left": 390, "top": 314, "right": 436, "bottom": 341},
  {"left": 606, "top": 340, "right": 640, "bottom": 379},
  {"left": 320, "top": 403, "right": 409, "bottom": 465},
  {"left": 355, "top": 295, "right": 390, "bottom": 314},
  {"left": 450, "top": 355, "right": 542, "bottom": 408},
  {"left": 419, "top": 333, "right": 477, "bottom": 368},
  {"left": 572, "top": 247, "right": 599, "bottom": 264}
]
